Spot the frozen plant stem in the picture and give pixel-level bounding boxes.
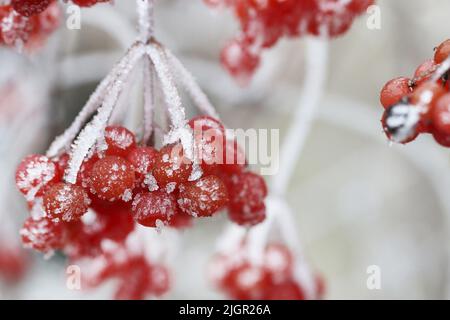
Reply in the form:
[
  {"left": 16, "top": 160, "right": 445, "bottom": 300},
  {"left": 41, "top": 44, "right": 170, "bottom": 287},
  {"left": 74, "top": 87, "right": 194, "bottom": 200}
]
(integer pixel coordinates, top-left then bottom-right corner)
[
  {"left": 271, "top": 36, "right": 329, "bottom": 195},
  {"left": 137, "top": 0, "right": 155, "bottom": 43}
]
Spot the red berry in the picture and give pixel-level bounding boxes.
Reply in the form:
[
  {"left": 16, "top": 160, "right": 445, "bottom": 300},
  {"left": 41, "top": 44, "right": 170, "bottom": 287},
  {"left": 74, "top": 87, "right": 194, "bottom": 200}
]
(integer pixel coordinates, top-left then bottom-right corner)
[
  {"left": 0, "top": 246, "right": 28, "bottom": 282},
  {"left": 264, "top": 244, "right": 294, "bottom": 282},
  {"left": 221, "top": 39, "right": 260, "bottom": 85},
  {"left": 167, "top": 211, "right": 193, "bottom": 229},
  {"left": 43, "top": 182, "right": 90, "bottom": 222},
  {"left": 380, "top": 108, "right": 419, "bottom": 144},
  {"left": 89, "top": 156, "right": 136, "bottom": 201},
  {"left": 434, "top": 39, "right": 450, "bottom": 64},
  {"left": 413, "top": 59, "right": 437, "bottom": 86},
  {"left": 71, "top": 0, "right": 110, "bottom": 7},
  {"left": 20, "top": 216, "right": 64, "bottom": 253},
  {"left": 410, "top": 81, "right": 446, "bottom": 106},
  {"left": 227, "top": 171, "right": 267, "bottom": 214},
  {"left": 432, "top": 130, "right": 450, "bottom": 147},
  {"left": 189, "top": 116, "right": 226, "bottom": 174},
  {"left": 90, "top": 201, "right": 135, "bottom": 242},
  {"left": 104, "top": 126, "right": 136, "bottom": 157},
  {"left": 12, "top": 0, "right": 52, "bottom": 17},
  {"left": 131, "top": 190, "right": 178, "bottom": 227},
  {"left": 152, "top": 144, "right": 192, "bottom": 187},
  {"left": 77, "top": 155, "right": 99, "bottom": 188},
  {"left": 221, "top": 139, "right": 246, "bottom": 174},
  {"left": 178, "top": 175, "right": 229, "bottom": 217},
  {"left": 225, "top": 263, "right": 271, "bottom": 300},
  {"left": 264, "top": 280, "right": 305, "bottom": 300},
  {"left": 16, "top": 154, "right": 58, "bottom": 198},
  {"left": 126, "top": 146, "right": 158, "bottom": 185},
  {"left": 228, "top": 203, "right": 266, "bottom": 226},
  {"left": 380, "top": 77, "right": 411, "bottom": 109},
  {"left": 114, "top": 256, "right": 153, "bottom": 300},
  {"left": 149, "top": 264, "right": 170, "bottom": 296},
  {"left": 431, "top": 93, "right": 450, "bottom": 136}
]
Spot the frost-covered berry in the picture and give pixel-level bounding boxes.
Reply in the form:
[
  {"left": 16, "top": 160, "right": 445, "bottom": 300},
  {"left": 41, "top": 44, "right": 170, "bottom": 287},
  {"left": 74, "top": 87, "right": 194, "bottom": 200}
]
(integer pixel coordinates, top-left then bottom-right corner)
[
  {"left": 126, "top": 146, "right": 158, "bottom": 185},
  {"left": 227, "top": 171, "right": 267, "bottom": 223},
  {"left": 43, "top": 182, "right": 90, "bottom": 222},
  {"left": 178, "top": 175, "right": 229, "bottom": 217},
  {"left": 12, "top": 0, "right": 52, "bottom": 17},
  {"left": 149, "top": 264, "right": 170, "bottom": 296},
  {"left": 264, "top": 244, "right": 294, "bottom": 282},
  {"left": 20, "top": 216, "right": 64, "bottom": 253},
  {"left": 434, "top": 39, "right": 450, "bottom": 64},
  {"left": 104, "top": 126, "right": 137, "bottom": 157},
  {"left": 131, "top": 190, "right": 178, "bottom": 227},
  {"left": 228, "top": 203, "right": 266, "bottom": 226},
  {"left": 225, "top": 263, "right": 271, "bottom": 300},
  {"left": 381, "top": 102, "right": 419, "bottom": 144},
  {"left": 15, "top": 154, "right": 58, "bottom": 198},
  {"left": 152, "top": 144, "right": 192, "bottom": 187},
  {"left": 410, "top": 81, "right": 445, "bottom": 106},
  {"left": 380, "top": 77, "right": 411, "bottom": 109},
  {"left": 189, "top": 115, "right": 226, "bottom": 174},
  {"left": 167, "top": 210, "right": 193, "bottom": 229},
  {"left": 89, "top": 156, "right": 135, "bottom": 201}
]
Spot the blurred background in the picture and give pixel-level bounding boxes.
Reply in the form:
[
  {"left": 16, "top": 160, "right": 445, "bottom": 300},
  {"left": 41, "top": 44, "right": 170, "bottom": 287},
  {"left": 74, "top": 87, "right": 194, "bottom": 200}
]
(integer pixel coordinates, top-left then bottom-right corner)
[{"left": 1, "top": 0, "right": 450, "bottom": 299}]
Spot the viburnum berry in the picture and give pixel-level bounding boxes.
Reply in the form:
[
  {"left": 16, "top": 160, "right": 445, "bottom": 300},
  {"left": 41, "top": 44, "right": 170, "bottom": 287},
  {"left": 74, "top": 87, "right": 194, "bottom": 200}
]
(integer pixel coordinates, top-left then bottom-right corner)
[
  {"left": 221, "top": 139, "right": 246, "bottom": 174},
  {"left": 104, "top": 125, "right": 137, "bottom": 157},
  {"left": 89, "top": 200, "right": 135, "bottom": 243},
  {"left": 43, "top": 182, "right": 90, "bottom": 222},
  {"left": 149, "top": 264, "right": 171, "bottom": 296},
  {"left": 381, "top": 103, "right": 419, "bottom": 144},
  {"left": 131, "top": 190, "right": 178, "bottom": 227},
  {"left": 12, "top": 0, "right": 53, "bottom": 17},
  {"left": 178, "top": 175, "right": 229, "bottom": 217},
  {"left": 1, "top": 2, "right": 60, "bottom": 50},
  {"left": 434, "top": 39, "right": 450, "bottom": 64},
  {"left": 224, "top": 263, "right": 271, "bottom": 300},
  {"left": 167, "top": 210, "right": 193, "bottom": 229},
  {"left": 380, "top": 77, "right": 411, "bottom": 109},
  {"left": 226, "top": 171, "right": 268, "bottom": 226},
  {"left": 126, "top": 146, "right": 158, "bottom": 185},
  {"left": 431, "top": 93, "right": 450, "bottom": 136},
  {"left": 20, "top": 216, "right": 65, "bottom": 253},
  {"left": 152, "top": 143, "right": 192, "bottom": 187},
  {"left": 263, "top": 280, "right": 305, "bottom": 300},
  {"left": 410, "top": 81, "right": 446, "bottom": 106},
  {"left": 0, "top": 246, "right": 28, "bottom": 283},
  {"left": 413, "top": 59, "right": 437, "bottom": 86},
  {"left": 89, "top": 156, "right": 136, "bottom": 202},
  {"left": 71, "top": 0, "right": 110, "bottom": 7},
  {"left": 206, "top": 0, "right": 373, "bottom": 81},
  {"left": 263, "top": 244, "right": 294, "bottom": 282},
  {"left": 15, "top": 154, "right": 58, "bottom": 198}
]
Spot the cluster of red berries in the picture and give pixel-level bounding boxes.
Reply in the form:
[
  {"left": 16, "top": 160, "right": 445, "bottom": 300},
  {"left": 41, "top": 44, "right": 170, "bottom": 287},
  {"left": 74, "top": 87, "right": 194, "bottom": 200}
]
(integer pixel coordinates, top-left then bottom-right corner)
[
  {"left": 205, "top": 0, "right": 373, "bottom": 82},
  {"left": 0, "top": 1, "right": 60, "bottom": 50},
  {"left": 16, "top": 116, "right": 268, "bottom": 257},
  {"left": 209, "top": 244, "right": 324, "bottom": 300},
  {"left": 380, "top": 39, "right": 450, "bottom": 146},
  {"left": 82, "top": 247, "right": 170, "bottom": 300},
  {"left": 0, "top": 0, "right": 110, "bottom": 50},
  {"left": 11, "top": 0, "right": 109, "bottom": 17}
]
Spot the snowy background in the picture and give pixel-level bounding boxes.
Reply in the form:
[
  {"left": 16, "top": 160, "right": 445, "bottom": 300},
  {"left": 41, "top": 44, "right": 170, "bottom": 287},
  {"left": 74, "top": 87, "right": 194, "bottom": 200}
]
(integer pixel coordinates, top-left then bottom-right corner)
[{"left": 1, "top": 0, "right": 450, "bottom": 299}]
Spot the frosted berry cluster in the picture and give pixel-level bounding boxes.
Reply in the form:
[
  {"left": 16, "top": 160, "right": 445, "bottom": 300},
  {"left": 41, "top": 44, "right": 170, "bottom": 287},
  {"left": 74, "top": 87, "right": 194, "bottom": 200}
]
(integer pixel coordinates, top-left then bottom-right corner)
[
  {"left": 0, "top": 1, "right": 60, "bottom": 50},
  {"left": 209, "top": 243, "right": 324, "bottom": 300},
  {"left": 81, "top": 246, "right": 170, "bottom": 300},
  {"left": 11, "top": 0, "right": 110, "bottom": 17},
  {"left": 205, "top": 0, "right": 373, "bottom": 82},
  {"left": 16, "top": 116, "right": 267, "bottom": 257},
  {"left": 380, "top": 39, "right": 450, "bottom": 146},
  {"left": 0, "top": 0, "right": 111, "bottom": 50}
]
